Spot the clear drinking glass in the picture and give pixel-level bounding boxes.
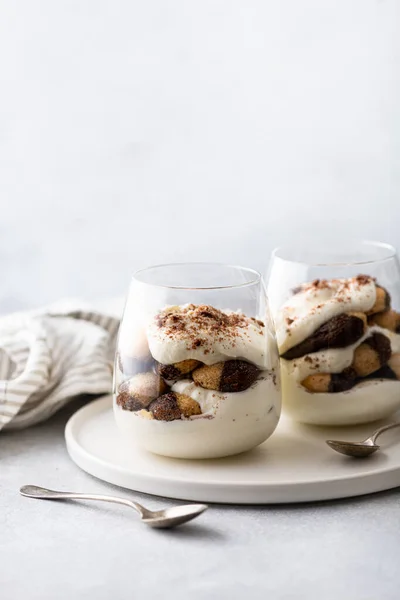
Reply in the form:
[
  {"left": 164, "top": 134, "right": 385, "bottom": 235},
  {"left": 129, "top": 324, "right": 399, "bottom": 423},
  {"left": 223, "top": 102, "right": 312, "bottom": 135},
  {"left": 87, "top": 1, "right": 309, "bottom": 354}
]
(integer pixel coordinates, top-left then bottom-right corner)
[
  {"left": 266, "top": 241, "right": 400, "bottom": 425},
  {"left": 113, "top": 263, "right": 281, "bottom": 458}
]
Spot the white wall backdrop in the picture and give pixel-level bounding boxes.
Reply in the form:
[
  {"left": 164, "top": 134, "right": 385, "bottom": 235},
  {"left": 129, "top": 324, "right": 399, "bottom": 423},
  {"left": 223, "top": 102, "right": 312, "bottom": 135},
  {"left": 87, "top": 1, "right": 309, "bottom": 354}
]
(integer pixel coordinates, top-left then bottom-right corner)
[{"left": 0, "top": 0, "right": 399, "bottom": 311}]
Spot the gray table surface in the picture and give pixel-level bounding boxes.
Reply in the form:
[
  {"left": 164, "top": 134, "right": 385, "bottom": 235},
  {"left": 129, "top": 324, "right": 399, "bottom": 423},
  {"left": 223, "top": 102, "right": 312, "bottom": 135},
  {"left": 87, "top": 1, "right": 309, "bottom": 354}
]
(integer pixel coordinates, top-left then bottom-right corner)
[{"left": 1, "top": 398, "right": 400, "bottom": 600}]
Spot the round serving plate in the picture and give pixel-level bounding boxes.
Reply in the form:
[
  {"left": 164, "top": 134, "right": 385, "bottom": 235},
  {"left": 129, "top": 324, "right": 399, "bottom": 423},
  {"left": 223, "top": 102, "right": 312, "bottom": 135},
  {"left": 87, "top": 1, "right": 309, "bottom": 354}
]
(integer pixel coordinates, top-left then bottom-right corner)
[{"left": 65, "top": 396, "right": 400, "bottom": 504}]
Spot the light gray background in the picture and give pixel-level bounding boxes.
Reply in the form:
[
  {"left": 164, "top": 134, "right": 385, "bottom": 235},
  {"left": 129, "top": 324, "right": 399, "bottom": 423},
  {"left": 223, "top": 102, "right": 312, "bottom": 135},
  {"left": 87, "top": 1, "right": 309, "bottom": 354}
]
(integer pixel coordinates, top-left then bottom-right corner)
[
  {"left": 1, "top": 0, "right": 400, "bottom": 311},
  {"left": 1, "top": 1, "right": 400, "bottom": 598}
]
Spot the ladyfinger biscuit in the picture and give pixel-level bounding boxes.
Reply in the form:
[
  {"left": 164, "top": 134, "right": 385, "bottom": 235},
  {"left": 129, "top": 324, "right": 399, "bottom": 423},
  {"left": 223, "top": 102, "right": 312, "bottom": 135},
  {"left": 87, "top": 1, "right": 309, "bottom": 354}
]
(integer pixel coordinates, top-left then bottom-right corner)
[
  {"left": 175, "top": 393, "right": 202, "bottom": 417},
  {"left": 368, "top": 310, "right": 400, "bottom": 333},
  {"left": 301, "top": 369, "right": 357, "bottom": 393},
  {"left": 192, "top": 360, "right": 260, "bottom": 393},
  {"left": 282, "top": 313, "right": 367, "bottom": 360},
  {"left": 351, "top": 333, "right": 391, "bottom": 377},
  {"left": 301, "top": 374, "right": 332, "bottom": 393},
  {"left": 149, "top": 392, "right": 182, "bottom": 421},
  {"left": 149, "top": 391, "right": 201, "bottom": 421},
  {"left": 366, "top": 285, "right": 391, "bottom": 315},
  {"left": 157, "top": 359, "right": 202, "bottom": 381},
  {"left": 116, "top": 372, "right": 169, "bottom": 411}
]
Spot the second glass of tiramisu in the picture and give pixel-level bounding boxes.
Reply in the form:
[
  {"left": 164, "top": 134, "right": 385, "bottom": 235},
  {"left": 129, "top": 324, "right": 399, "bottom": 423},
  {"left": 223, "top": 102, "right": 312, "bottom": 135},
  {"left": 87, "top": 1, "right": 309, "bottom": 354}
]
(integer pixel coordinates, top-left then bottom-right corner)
[{"left": 267, "top": 241, "right": 400, "bottom": 425}]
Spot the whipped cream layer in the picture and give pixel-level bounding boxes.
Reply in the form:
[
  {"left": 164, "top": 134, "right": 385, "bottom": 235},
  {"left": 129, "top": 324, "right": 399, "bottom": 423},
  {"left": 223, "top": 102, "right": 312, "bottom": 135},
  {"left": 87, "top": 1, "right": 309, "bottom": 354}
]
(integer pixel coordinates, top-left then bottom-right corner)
[
  {"left": 147, "top": 304, "right": 270, "bottom": 369},
  {"left": 114, "top": 375, "right": 281, "bottom": 458},
  {"left": 276, "top": 276, "right": 376, "bottom": 354},
  {"left": 285, "top": 326, "right": 400, "bottom": 383}
]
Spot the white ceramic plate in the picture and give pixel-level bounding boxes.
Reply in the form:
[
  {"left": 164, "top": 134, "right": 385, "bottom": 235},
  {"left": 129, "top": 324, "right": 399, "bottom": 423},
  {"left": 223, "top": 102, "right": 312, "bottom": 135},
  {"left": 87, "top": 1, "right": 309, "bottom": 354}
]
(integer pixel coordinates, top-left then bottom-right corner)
[{"left": 65, "top": 396, "right": 400, "bottom": 504}]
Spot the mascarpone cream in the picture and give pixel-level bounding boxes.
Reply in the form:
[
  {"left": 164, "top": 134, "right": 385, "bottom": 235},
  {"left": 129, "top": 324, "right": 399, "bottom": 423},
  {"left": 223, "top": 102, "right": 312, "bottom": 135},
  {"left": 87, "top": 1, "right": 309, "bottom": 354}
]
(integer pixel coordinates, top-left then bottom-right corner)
[{"left": 147, "top": 304, "right": 270, "bottom": 368}]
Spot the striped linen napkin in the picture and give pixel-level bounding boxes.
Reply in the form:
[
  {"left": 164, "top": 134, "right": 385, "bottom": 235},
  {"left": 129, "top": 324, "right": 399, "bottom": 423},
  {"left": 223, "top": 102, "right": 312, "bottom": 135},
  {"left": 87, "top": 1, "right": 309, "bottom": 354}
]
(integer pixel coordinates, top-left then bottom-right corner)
[{"left": 0, "top": 303, "right": 120, "bottom": 431}]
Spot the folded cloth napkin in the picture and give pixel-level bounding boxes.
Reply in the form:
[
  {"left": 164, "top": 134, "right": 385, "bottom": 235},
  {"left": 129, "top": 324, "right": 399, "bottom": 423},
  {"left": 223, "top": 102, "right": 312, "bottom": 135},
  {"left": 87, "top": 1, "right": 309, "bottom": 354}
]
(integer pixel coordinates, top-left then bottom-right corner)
[{"left": 0, "top": 303, "right": 120, "bottom": 431}]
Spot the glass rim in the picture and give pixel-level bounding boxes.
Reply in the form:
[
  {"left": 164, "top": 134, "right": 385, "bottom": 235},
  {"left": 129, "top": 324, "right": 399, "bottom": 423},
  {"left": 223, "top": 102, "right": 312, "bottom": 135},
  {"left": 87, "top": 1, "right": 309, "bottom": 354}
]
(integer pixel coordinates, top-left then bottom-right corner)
[
  {"left": 132, "top": 262, "right": 262, "bottom": 290},
  {"left": 272, "top": 240, "right": 397, "bottom": 267}
]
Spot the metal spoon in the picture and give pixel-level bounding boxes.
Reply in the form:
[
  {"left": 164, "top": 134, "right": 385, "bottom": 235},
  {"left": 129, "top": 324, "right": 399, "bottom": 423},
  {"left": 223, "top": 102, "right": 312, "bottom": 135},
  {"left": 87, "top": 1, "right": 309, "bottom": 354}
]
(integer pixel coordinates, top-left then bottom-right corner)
[
  {"left": 326, "top": 422, "right": 400, "bottom": 458},
  {"left": 20, "top": 485, "right": 208, "bottom": 529}
]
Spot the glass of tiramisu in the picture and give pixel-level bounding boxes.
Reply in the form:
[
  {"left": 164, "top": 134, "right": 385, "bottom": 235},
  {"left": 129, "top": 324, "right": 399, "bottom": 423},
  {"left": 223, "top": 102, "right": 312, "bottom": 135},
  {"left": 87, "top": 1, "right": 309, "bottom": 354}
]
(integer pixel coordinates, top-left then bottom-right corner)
[
  {"left": 113, "top": 263, "right": 281, "bottom": 458},
  {"left": 267, "top": 241, "right": 400, "bottom": 425}
]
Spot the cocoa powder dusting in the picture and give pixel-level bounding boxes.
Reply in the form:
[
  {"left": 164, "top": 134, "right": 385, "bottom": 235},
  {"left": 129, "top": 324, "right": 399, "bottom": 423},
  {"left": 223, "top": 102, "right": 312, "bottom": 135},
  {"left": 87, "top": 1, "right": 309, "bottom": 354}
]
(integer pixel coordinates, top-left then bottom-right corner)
[
  {"left": 295, "top": 274, "right": 373, "bottom": 297},
  {"left": 154, "top": 304, "right": 261, "bottom": 352},
  {"left": 251, "top": 317, "right": 265, "bottom": 327},
  {"left": 355, "top": 274, "right": 373, "bottom": 285}
]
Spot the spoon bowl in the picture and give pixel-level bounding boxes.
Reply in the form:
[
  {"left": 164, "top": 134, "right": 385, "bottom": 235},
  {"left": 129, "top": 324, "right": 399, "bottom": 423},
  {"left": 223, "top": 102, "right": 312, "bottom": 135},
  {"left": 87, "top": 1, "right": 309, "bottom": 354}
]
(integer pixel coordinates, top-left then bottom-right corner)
[
  {"left": 326, "top": 440, "right": 380, "bottom": 458},
  {"left": 142, "top": 504, "right": 208, "bottom": 529},
  {"left": 20, "top": 485, "right": 208, "bottom": 529}
]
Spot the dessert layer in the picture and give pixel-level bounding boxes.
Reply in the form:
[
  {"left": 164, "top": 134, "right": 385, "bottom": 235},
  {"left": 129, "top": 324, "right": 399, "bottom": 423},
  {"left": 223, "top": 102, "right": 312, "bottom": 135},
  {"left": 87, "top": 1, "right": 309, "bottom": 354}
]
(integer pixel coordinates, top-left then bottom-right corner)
[
  {"left": 171, "top": 372, "right": 275, "bottom": 415},
  {"left": 116, "top": 358, "right": 271, "bottom": 420},
  {"left": 114, "top": 375, "right": 281, "bottom": 458},
  {"left": 284, "top": 325, "right": 400, "bottom": 383},
  {"left": 281, "top": 363, "right": 400, "bottom": 425},
  {"left": 277, "top": 276, "right": 378, "bottom": 354},
  {"left": 147, "top": 304, "right": 269, "bottom": 368},
  {"left": 281, "top": 312, "right": 367, "bottom": 360}
]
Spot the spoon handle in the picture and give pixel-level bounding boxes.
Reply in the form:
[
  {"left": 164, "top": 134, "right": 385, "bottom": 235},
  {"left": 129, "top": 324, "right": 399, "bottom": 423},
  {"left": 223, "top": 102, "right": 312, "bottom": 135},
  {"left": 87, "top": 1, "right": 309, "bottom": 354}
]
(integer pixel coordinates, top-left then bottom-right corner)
[
  {"left": 20, "top": 485, "right": 146, "bottom": 517},
  {"left": 370, "top": 422, "right": 400, "bottom": 444}
]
